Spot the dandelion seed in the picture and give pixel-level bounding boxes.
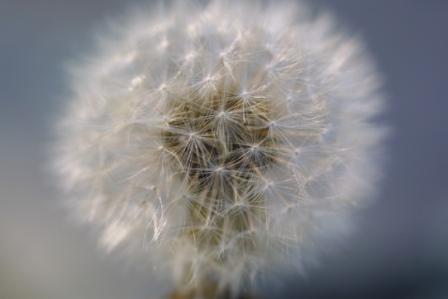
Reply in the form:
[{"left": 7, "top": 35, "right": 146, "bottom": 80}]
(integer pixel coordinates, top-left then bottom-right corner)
[{"left": 55, "top": 1, "right": 386, "bottom": 298}]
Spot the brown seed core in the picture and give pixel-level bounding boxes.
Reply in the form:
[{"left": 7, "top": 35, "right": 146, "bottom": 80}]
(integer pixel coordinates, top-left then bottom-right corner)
[{"left": 161, "top": 89, "right": 278, "bottom": 255}]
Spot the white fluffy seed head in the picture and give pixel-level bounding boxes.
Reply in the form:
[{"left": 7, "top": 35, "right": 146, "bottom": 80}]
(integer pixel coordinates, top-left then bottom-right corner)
[{"left": 55, "top": 0, "right": 386, "bottom": 296}]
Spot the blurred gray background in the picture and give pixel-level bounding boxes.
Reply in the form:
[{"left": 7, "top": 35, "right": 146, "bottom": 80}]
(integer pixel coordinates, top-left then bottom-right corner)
[{"left": 1, "top": 1, "right": 447, "bottom": 298}]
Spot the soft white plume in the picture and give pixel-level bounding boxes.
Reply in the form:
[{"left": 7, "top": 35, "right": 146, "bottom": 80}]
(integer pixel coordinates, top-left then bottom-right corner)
[{"left": 55, "top": 0, "right": 386, "bottom": 297}]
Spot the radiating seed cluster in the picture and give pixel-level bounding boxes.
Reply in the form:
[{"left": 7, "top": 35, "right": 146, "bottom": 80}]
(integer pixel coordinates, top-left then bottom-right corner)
[
  {"left": 55, "top": 0, "right": 385, "bottom": 297},
  {"left": 162, "top": 89, "right": 277, "bottom": 253}
]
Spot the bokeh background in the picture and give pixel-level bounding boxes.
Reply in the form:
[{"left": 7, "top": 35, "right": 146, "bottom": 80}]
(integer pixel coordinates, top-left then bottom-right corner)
[{"left": 1, "top": 0, "right": 447, "bottom": 298}]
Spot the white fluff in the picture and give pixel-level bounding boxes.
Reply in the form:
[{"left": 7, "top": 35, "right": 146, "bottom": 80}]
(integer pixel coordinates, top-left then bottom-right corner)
[{"left": 55, "top": 0, "right": 386, "bottom": 296}]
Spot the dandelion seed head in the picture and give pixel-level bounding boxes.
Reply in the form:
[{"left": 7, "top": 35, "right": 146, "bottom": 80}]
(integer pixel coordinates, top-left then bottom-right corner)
[{"left": 55, "top": 0, "right": 386, "bottom": 296}]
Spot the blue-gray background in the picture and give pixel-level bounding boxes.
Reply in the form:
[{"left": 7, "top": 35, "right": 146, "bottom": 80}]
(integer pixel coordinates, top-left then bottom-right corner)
[{"left": 1, "top": 1, "right": 447, "bottom": 298}]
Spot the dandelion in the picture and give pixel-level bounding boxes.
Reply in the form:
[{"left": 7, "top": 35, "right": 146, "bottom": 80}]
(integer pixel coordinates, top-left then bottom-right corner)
[{"left": 55, "top": 0, "right": 385, "bottom": 298}]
